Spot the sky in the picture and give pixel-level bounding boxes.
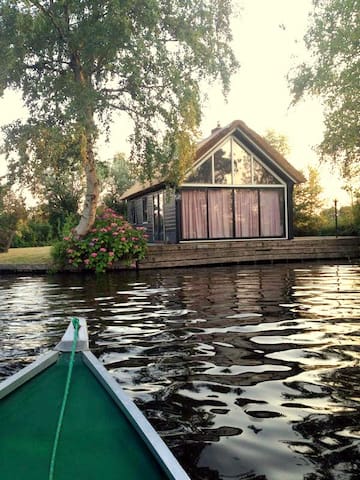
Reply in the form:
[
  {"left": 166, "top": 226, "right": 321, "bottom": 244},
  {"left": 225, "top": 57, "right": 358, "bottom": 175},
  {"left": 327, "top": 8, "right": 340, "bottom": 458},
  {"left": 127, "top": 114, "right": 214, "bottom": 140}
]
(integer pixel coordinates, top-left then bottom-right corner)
[{"left": 0, "top": 0, "right": 350, "bottom": 207}]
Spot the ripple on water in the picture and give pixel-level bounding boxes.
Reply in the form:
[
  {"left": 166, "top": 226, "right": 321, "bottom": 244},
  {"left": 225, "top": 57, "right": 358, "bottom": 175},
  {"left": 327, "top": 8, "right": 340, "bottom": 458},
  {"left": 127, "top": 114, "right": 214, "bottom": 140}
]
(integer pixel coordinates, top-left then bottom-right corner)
[{"left": 1, "top": 264, "right": 360, "bottom": 479}]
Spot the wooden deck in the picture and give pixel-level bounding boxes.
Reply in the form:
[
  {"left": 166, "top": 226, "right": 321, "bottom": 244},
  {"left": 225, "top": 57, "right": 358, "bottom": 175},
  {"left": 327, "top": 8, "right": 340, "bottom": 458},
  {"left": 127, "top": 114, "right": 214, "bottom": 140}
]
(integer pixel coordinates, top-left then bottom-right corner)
[
  {"left": 138, "top": 236, "right": 360, "bottom": 269},
  {"left": 0, "top": 237, "right": 358, "bottom": 273}
]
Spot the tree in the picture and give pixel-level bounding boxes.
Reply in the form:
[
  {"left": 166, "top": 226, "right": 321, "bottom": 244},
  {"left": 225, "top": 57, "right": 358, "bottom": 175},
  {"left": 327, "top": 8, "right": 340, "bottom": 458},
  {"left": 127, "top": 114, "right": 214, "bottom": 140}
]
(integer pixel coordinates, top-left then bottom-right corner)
[
  {"left": 0, "top": 184, "right": 27, "bottom": 252},
  {"left": 293, "top": 165, "right": 324, "bottom": 235},
  {"left": 3, "top": 126, "right": 83, "bottom": 239},
  {"left": 42, "top": 170, "right": 83, "bottom": 239},
  {"left": 12, "top": 207, "right": 54, "bottom": 247},
  {"left": 0, "top": 1, "right": 238, "bottom": 236},
  {"left": 289, "top": 0, "right": 360, "bottom": 176},
  {"left": 99, "top": 153, "right": 134, "bottom": 214},
  {"left": 263, "top": 129, "right": 291, "bottom": 157}
]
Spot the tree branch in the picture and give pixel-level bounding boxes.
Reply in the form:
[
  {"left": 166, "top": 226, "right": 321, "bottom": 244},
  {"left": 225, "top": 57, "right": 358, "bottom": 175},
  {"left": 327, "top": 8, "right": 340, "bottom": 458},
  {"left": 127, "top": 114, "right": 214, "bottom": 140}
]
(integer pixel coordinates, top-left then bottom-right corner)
[{"left": 29, "top": 0, "right": 67, "bottom": 42}]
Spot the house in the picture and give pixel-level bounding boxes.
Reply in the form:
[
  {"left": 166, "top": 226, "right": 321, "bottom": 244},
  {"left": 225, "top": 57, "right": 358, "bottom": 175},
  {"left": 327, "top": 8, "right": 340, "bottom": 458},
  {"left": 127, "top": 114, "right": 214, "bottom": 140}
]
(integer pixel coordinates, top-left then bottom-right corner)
[{"left": 121, "top": 120, "right": 306, "bottom": 243}]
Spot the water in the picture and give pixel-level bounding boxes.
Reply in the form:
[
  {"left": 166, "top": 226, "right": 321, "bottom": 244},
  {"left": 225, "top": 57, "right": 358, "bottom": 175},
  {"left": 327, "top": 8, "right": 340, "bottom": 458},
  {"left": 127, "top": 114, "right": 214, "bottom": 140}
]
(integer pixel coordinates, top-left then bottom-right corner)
[{"left": 1, "top": 262, "right": 360, "bottom": 479}]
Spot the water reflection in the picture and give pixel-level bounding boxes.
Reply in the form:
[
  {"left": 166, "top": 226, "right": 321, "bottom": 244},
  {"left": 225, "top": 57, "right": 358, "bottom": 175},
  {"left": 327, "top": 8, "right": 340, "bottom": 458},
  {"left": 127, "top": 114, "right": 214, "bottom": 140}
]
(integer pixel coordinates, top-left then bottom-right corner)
[{"left": 1, "top": 262, "right": 360, "bottom": 479}]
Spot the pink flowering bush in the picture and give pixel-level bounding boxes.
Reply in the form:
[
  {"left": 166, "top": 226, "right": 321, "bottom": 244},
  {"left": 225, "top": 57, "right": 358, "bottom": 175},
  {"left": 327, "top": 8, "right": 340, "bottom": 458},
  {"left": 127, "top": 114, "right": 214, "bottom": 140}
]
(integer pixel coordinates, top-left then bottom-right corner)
[{"left": 52, "top": 208, "right": 147, "bottom": 273}]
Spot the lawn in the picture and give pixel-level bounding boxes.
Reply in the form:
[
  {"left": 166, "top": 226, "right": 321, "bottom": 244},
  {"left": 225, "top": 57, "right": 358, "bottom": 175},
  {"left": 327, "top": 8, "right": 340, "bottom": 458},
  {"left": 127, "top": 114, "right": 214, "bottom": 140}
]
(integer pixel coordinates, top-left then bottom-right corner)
[{"left": 0, "top": 246, "right": 52, "bottom": 265}]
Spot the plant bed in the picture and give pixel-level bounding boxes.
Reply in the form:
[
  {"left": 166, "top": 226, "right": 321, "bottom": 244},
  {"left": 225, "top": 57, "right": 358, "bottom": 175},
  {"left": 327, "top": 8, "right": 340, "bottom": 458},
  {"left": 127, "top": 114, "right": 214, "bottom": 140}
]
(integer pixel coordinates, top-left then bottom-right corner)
[{"left": 52, "top": 209, "right": 147, "bottom": 273}]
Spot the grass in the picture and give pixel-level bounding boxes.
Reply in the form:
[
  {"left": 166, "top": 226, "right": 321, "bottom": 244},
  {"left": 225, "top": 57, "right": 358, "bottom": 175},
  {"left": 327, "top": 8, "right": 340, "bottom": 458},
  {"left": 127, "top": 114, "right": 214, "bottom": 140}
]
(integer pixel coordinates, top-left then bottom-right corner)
[{"left": 0, "top": 246, "right": 52, "bottom": 265}]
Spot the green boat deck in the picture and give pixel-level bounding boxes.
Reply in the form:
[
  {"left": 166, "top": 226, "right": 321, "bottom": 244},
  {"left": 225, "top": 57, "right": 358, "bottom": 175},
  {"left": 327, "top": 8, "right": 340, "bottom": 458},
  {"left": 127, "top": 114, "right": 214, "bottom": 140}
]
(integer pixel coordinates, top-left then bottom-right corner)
[{"left": 0, "top": 353, "right": 168, "bottom": 480}]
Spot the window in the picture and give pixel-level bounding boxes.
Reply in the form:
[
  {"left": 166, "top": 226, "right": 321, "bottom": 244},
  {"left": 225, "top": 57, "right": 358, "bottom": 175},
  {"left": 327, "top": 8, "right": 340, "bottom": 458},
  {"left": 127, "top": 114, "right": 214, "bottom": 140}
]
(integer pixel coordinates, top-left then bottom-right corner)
[
  {"left": 153, "top": 193, "right": 164, "bottom": 241},
  {"left": 235, "top": 189, "right": 259, "bottom": 237},
  {"left": 208, "top": 189, "right": 233, "bottom": 238},
  {"left": 181, "top": 190, "right": 207, "bottom": 239},
  {"left": 259, "top": 190, "right": 284, "bottom": 237},
  {"left": 129, "top": 201, "right": 136, "bottom": 224},
  {"left": 233, "top": 141, "right": 252, "bottom": 184},
  {"left": 253, "top": 159, "right": 279, "bottom": 184},
  {"left": 186, "top": 157, "right": 212, "bottom": 183},
  {"left": 142, "top": 197, "right": 148, "bottom": 223},
  {"left": 181, "top": 187, "right": 285, "bottom": 240},
  {"left": 184, "top": 136, "right": 281, "bottom": 187},
  {"left": 214, "top": 140, "right": 232, "bottom": 185}
]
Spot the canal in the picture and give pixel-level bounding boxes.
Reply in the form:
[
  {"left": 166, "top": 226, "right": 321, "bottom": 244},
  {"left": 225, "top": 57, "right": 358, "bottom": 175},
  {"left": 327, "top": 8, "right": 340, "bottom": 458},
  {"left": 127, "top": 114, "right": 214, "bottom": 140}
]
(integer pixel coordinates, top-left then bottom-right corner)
[{"left": 1, "top": 261, "right": 360, "bottom": 479}]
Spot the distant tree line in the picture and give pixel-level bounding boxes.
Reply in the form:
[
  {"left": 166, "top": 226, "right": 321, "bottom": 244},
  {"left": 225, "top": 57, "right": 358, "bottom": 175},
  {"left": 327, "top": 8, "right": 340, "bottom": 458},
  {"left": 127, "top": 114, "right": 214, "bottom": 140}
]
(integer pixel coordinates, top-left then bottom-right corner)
[{"left": 293, "top": 166, "right": 360, "bottom": 236}]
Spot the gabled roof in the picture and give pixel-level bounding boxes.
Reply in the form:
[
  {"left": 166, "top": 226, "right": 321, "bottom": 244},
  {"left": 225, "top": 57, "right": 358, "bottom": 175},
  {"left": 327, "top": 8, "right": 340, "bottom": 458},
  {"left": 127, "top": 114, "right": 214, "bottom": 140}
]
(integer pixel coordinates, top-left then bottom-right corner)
[
  {"left": 196, "top": 119, "right": 306, "bottom": 183},
  {"left": 121, "top": 119, "right": 306, "bottom": 200},
  {"left": 119, "top": 176, "right": 166, "bottom": 201}
]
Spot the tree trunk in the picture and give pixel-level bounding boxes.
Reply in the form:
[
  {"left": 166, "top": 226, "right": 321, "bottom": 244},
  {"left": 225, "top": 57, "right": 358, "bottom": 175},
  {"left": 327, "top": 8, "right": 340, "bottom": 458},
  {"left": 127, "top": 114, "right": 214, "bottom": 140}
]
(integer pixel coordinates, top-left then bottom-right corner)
[
  {"left": 70, "top": 51, "right": 100, "bottom": 238},
  {"left": 74, "top": 131, "right": 100, "bottom": 237},
  {"left": 0, "top": 228, "right": 15, "bottom": 253}
]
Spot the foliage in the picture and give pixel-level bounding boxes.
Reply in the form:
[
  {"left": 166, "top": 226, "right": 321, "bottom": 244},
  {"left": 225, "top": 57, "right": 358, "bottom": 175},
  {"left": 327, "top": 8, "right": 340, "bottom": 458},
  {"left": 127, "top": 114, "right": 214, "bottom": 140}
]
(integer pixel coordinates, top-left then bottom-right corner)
[
  {"left": 51, "top": 208, "right": 147, "bottom": 273},
  {"left": 2, "top": 121, "right": 84, "bottom": 236},
  {"left": 293, "top": 166, "right": 324, "bottom": 235},
  {"left": 42, "top": 172, "right": 83, "bottom": 239},
  {"left": 12, "top": 218, "right": 53, "bottom": 247},
  {"left": 342, "top": 176, "right": 360, "bottom": 208},
  {"left": 61, "top": 212, "right": 81, "bottom": 237},
  {"left": 289, "top": 0, "right": 360, "bottom": 176},
  {"left": 98, "top": 153, "right": 134, "bottom": 214},
  {"left": 11, "top": 204, "right": 79, "bottom": 248},
  {"left": 263, "top": 129, "right": 291, "bottom": 157},
  {"left": 3, "top": 122, "right": 82, "bottom": 195},
  {"left": 102, "top": 196, "right": 127, "bottom": 217},
  {"left": 0, "top": 0, "right": 238, "bottom": 236},
  {"left": 0, "top": 185, "right": 27, "bottom": 252},
  {"left": 352, "top": 196, "right": 360, "bottom": 234},
  {"left": 319, "top": 201, "right": 360, "bottom": 236}
]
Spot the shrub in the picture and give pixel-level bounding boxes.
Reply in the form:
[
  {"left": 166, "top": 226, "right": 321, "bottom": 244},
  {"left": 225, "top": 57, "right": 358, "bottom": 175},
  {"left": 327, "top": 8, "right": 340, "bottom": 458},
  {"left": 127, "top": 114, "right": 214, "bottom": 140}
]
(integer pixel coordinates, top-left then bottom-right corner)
[
  {"left": 51, "top": 208, "right": 148, "bottom": 273},
  {"left": 60, "top": 212, "right": 80, "bottom": 238},
  {"left": 12, "top": 219, "right": 53, "bottom": 247}
]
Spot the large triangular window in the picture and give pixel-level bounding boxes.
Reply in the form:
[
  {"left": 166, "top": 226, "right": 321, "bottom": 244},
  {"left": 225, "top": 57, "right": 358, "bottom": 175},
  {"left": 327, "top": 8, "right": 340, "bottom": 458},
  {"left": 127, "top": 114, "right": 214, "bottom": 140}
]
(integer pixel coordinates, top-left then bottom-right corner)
[{"left": 184, "top": 136, "right": 281, "bottom": 186}]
